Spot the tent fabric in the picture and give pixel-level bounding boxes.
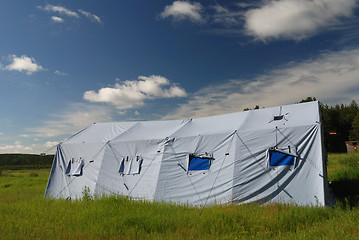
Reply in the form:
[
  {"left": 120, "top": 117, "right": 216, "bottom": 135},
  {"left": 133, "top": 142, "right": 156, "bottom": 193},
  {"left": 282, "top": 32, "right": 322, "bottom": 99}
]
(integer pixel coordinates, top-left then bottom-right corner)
[{"left": 45, "top": 101, "right": 330, "bottom": 206}]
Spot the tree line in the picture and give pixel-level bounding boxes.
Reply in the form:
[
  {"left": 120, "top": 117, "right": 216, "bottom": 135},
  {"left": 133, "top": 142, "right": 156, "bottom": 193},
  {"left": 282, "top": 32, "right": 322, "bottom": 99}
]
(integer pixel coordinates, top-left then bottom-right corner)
[
  {"left": 305, "top": 98, "right": 359, "bottom": 153},
  {"left": 0, "top": 154, "right": 54, "bottom": 170}
]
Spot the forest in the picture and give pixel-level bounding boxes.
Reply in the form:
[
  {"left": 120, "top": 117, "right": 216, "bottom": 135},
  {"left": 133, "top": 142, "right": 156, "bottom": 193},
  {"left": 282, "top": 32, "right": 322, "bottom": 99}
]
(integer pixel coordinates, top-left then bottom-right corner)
[{"left": 302, "top": 97, "right": 359, "bottom": 153}]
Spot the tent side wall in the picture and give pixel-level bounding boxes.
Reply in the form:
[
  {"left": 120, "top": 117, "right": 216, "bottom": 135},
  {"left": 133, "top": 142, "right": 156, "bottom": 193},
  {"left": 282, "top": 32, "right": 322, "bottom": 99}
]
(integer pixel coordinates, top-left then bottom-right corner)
[
  {"left": 94, "top": 140, "right": 165, "bottom": 200},
  {"left": 44, "top": 145, "right": 70, "bottom": 198},
  {"left": 232, "top": 102, "right": 327, "bottom": 206},
  {"left": 154, "top": 133, "right": 237, "bottom": 205},
  {"left": 44, "top": 142, "right": 108, "bottom": 199}
]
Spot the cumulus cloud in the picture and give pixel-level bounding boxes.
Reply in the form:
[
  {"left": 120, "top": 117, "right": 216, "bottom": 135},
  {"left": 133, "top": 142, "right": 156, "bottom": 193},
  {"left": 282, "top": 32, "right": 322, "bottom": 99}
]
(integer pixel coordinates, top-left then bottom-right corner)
[
  {"left": 163, "top": 48, "right": 359, "bottom": 120},
  {"left": 20, "top": 76, "right": 185, "bottom": 153},
  {"left": 244, "top": 0, "right": 358, "bottom": 41},
  {"left": 51, "top": 16, "right": 64, "bottom": 23},
  {"left": 38, "top": 4, "right": 79, "bottom": 18},
  {"left": 160, "top": 1, "right": 206, "bottom": 23},
  {"left": 84, "top": 75, "right": 187, "bottom": 109},
  {"left": 79, "top": 9, "right": 102, "bottom": 24},
  {"left": 160, "top": 0, "right": 358, "bottom": 40},
  {"left": 4, "top": 55, "right": 45, "bottom": 75}
]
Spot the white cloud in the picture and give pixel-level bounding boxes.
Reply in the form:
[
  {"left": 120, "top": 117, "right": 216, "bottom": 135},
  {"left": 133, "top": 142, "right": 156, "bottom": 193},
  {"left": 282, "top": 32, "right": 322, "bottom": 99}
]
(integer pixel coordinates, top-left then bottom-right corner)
[
  {"left": 44, "top": 141, "right": 59, "bottom": 148},
  {"left": 0, "top": 142, "right": 33, "bottom": 153},
  {"left": 160, "top": 0, "right": 358, "bottom": 40},
  {"left": 51, "top": 16, "right": 64, "bottom": 23},
  {"left": 84, "top": 75, "right": 187, "bottom": 110},
  {"left": 160, "top": 1, "right": 206, "bottom": 23},
  {"left": 1, "top": 104, "right": 114, "bottom": 154},
  {"left": 22, "top": 81, "right": 180, "bottom": 153},
  {"left": 54, "top": 70, "right": 68, "bottom": 76},
  {"left": 79, "top": 9, "right": 102, "bottom": 24},
  {"left": 28, "top": 103, "right": 114, "bottom": 138},
  {"left": 4, "top": 55, "right": 45, "bottom": 75},
  {"left": 211, "top": 4, "right": 241, "bottom": 26},
  {"left": 0, "top": 140, "right": 60, "bottom": 154},
  {"left": 244, "top": 0, "right": 358, "bottom": 41},
  {"left": 38, "top": 4, "right": 102, "bottom": 25},
  {"left": 236, "top": 3, "right": 259, "bottom": 9},
  {"left": 39, "top": 4, "right": 79, "bottom": 18},
  {"left": 163, "top": 48, "right": 359, "bottom": 120}
]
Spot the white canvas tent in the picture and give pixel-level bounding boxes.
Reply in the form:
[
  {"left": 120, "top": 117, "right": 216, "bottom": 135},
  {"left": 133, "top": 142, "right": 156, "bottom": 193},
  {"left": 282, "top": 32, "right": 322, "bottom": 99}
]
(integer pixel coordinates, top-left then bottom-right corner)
[{"left": 45, "top": 101, "right": 330, "bottom": 206}]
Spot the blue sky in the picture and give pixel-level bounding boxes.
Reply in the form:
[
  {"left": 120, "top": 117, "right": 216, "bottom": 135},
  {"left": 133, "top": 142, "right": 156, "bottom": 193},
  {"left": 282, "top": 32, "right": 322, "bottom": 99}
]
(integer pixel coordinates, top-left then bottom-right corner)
[{"left": 1, "top": 0, "right": 359, "bottom": 154}]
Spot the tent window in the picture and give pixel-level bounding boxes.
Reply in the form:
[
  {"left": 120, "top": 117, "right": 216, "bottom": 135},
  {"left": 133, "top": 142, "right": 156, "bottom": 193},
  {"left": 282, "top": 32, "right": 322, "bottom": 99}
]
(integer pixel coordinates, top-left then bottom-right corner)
[
  {"left": 119, "top": 156, "right": 143, "bottom": 175},
  {"left": 188, "top": 153, "right": 213, "bottom": 171},
  {"left": 66, "top": 158, "right": 85, "bottom": 176},
  {"left": 273, "top": 115, "right": 284, "bottom": 121},
  {"left": 268, "top": 150, "right": 295, "bottom": 167}
]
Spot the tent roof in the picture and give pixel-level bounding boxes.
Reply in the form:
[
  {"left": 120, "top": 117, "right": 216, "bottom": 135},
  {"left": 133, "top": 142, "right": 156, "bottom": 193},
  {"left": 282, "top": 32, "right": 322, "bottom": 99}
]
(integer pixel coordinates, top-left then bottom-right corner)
[{"left": 63, "top": 101, "right": 320, "bottom": 144}]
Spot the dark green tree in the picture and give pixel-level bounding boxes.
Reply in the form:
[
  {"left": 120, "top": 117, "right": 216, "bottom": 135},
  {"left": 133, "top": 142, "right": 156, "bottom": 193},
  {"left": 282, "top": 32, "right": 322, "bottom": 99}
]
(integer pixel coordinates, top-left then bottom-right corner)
[
  {"left": 299, "top": 98, "right": 358, "bottom": 152},
  {"left": 349, "top": 112, "right": 359, "bottom": 140},
  {"left": 300, "top": 97, "right": 317, "bottom": 103},
  {"left": 243, "top": 105, "right": 260, "bottom": 111},
  {"left": 321, "top": 101, "right": 358, "bottom": 152}
]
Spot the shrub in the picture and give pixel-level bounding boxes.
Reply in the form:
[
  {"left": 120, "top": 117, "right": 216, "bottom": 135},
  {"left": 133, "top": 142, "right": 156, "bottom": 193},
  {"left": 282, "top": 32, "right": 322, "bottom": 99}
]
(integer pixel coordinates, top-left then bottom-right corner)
[{"left": 82, "top": 186, "right": 92, "bottom": 201}]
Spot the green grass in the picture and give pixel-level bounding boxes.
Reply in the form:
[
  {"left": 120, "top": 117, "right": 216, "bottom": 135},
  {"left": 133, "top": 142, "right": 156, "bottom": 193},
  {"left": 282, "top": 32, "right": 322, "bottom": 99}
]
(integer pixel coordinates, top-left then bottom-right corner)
[
  {"left": 327, "top": 153, "right": 359, "bottom": 181},
  {"left": 1, "top": 154, "right": 359, "bottom": 239},
  {"left": 327, "top": 153, "right": 359, "bottom": 208}
]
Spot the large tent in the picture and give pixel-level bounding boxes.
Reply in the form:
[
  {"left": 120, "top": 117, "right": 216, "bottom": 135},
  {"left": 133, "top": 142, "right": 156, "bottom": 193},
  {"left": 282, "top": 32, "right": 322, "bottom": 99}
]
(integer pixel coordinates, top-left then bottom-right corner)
[{"left": 45, "top": 101, "right": 330, "bottom": 206}]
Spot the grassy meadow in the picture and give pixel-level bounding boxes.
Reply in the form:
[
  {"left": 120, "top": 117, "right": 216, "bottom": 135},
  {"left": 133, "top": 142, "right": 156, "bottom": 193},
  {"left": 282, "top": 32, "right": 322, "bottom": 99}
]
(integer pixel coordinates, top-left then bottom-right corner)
[{"left": 1, "top": 154, "right": 359, "bottom": 239}]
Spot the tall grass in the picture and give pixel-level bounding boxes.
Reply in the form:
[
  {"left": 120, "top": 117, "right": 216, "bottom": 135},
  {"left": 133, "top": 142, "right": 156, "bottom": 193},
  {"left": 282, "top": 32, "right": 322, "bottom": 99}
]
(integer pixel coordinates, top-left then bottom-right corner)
[
  {"left": 327, "top": 153, "right": 359, "bottom": 181},
  {"left": 1, "top": 154, "right": 359, "bottom": 239},
  {"left": 327, "top": 153, "right": 359, "bottom": 209}
]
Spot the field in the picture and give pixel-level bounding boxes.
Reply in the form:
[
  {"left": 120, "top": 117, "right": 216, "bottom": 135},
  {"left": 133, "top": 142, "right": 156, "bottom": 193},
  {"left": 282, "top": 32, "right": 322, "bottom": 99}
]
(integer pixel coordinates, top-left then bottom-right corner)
[{"left": 1, "top": 154, "right": 359, "bottom": 239}]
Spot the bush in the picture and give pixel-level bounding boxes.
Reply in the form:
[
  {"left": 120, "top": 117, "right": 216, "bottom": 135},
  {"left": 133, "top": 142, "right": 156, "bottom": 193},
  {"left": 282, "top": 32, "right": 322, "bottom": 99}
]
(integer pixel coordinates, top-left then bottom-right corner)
[{"left": 82, "top": 186, "right": 92, "bottom": 201}]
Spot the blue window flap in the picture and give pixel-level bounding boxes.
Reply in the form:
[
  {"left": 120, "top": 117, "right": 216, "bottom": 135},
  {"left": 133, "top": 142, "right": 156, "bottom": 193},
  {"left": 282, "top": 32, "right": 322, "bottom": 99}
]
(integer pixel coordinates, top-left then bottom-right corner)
[
  {"left": 269, "top": 150, "right": 295, "bottom": 166},
  {"left": 188, "top": 157, "right": 210, "bottom": 171}
]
